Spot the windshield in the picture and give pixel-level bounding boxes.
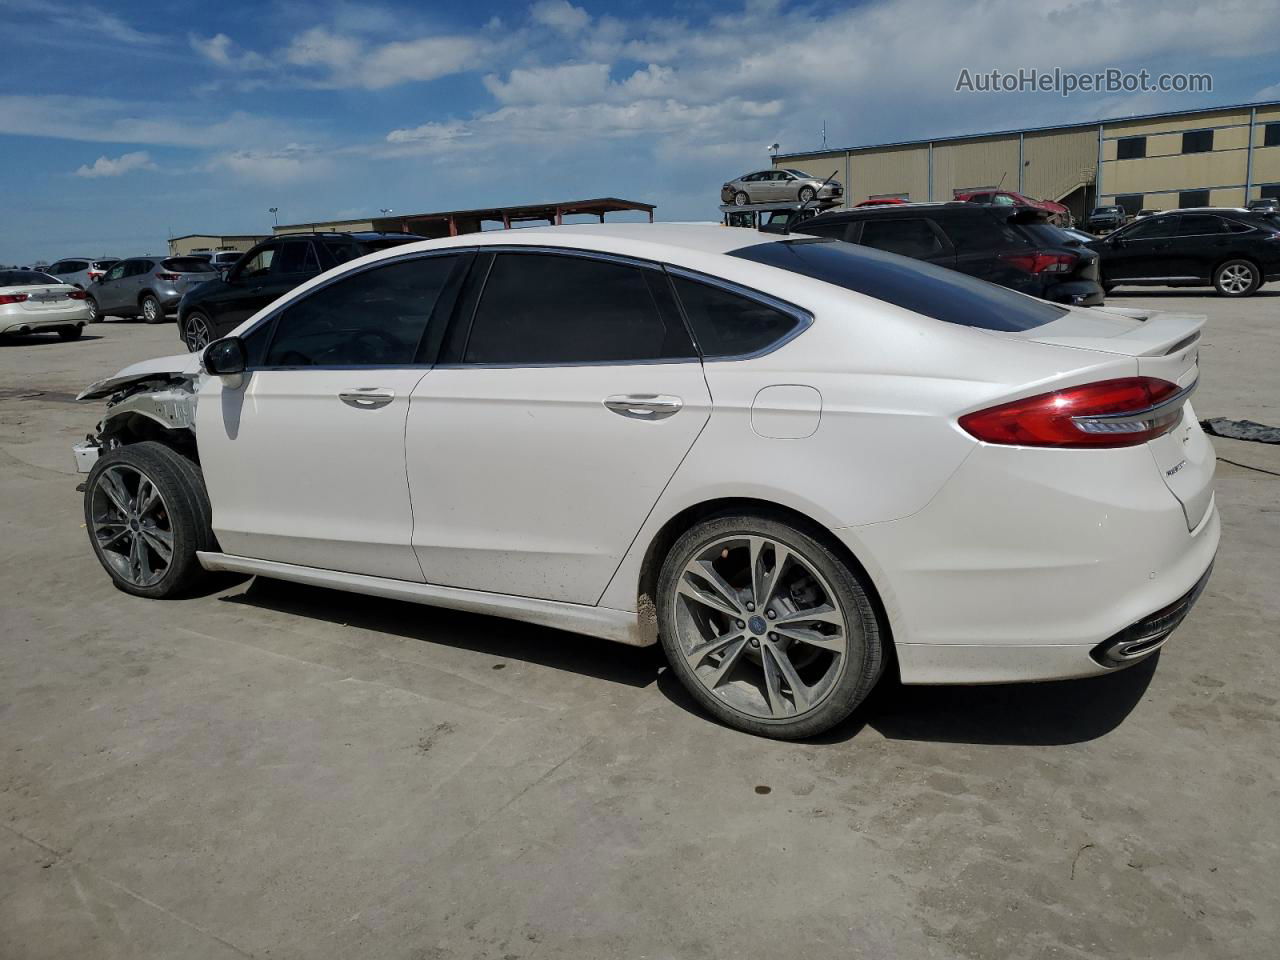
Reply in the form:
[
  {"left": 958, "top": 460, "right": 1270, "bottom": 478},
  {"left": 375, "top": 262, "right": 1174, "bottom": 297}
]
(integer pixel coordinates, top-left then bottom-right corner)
[
  {"left": 0, "top": 270, "right": 61, "bottom": 286},
  {"left": 1093, "top": 207, "right": 1121, "bottom": 215},
  {"left": 729, "top": 238, "right": 1066, "bottom": 332}
]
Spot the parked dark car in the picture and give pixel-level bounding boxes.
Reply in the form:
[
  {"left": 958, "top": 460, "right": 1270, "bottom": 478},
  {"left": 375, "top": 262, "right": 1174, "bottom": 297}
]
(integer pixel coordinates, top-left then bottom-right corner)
[
  {"left": 799, "top": 202, "right": 1105, "bottom": 306},
  {"left": 1087, "top": 208, "right": 1280, "bottom": 297},
  {"left": 1246, "top": 197, "right": 1279, "bottom": 213},
  {"left": 1086, "top": 206, "right": 1126, "bottom": 233},
  {"left": 176, "top": 232, "right": 421, "bottom": 350}
]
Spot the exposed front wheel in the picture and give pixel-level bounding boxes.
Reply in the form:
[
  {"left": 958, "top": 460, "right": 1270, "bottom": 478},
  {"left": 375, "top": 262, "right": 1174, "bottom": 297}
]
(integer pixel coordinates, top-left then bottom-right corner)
[
  {"left": 733, "top": 191, "right": 749, "bottom": 206},
  {"left": 798, "top": 186, "right": 817, "bottom": 203},
  {"left": 141, "top": 294, "right": 163, "bottom": 323},
  {"left": 84, "top": 441, "right": 215, "bottom": 598},
  {"left": 183, "top": 312, "right": 213, "bottom": 352},
  {"left": 657, "top": 514, "right": 884, "bottom": 739},
  {"left": 1213, "top": 259, "right": 1260, "bottom": 297}
]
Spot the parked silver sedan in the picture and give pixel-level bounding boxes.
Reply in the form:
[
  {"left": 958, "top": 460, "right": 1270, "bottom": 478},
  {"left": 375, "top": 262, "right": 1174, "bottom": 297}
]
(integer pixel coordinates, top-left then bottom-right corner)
[
  {"left": 0, "top": 269, "right": 91, "bottom": 340},
  {"left": 721, "top": 169, "right": 843, "bottom": 206}
]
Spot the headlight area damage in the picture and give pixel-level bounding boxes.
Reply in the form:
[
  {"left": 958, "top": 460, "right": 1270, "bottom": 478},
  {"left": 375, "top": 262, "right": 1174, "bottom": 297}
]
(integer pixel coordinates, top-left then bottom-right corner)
[{"left": 74, "top": 361, "right": 201, "bottom": 473}]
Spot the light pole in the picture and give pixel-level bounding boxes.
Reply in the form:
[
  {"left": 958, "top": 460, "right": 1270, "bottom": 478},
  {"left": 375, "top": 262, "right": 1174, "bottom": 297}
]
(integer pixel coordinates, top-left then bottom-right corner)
[
  {"left": 269, "top": 207, "right": 278, "bottom": 227},
  {"left": 379, "top": 208, "right": 393, "bottom": 215}
]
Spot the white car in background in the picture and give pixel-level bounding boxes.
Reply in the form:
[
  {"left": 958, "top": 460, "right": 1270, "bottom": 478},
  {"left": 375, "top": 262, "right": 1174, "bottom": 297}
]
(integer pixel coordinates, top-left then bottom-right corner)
[
  {"left": 73, "top": 224, "right": 1217, "bottom": 739},
  {"left": 0, "top": 269, "right": 91, "bottom": 340}
]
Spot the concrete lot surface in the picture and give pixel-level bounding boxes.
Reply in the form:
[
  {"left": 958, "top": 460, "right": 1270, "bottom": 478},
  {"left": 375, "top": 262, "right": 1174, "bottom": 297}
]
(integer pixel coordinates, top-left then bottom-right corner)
[{"left": 2, "top": 292, "right": 1278, "bottom": 959}]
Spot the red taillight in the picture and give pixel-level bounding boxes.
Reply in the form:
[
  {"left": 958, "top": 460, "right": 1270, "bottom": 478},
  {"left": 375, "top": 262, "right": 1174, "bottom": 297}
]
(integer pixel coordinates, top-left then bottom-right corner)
[
  {"left": 155, "top": 272, "right": 180, "bottom": 281},
  {"left": 959, "top": 377, "right": 1184, "bottom": 448},
  {"left": 88, "top": 271, "right": 103, "bottom": 280},
  {"left": 0, "top": 293, "right": 30, "bottom": 305},
  {"left": 1000, "top": 251, "right": 1078, "bottom": 274},
  {"left": 66, "top": 290, "right": 88, "bottom": 300}
]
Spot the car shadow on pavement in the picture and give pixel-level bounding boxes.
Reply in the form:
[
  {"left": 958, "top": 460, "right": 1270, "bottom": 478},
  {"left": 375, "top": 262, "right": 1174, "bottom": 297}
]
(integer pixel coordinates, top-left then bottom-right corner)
[
  {"left": 1108, "top": 289, "right": 1279, "bottom": 298},
  {"left": 0, "top": 335, "right": 103, "bottom": 347},
  {"left": 656, "top": 653, "right": 1158, "bottom": 747},
  {"left": 223, "top": 577, "right": 664, "bottom": 689}
]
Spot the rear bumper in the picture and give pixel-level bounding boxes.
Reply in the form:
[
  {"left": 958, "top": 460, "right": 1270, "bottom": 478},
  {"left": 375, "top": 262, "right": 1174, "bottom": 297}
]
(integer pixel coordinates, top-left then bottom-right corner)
[
  {"left": 838, "top": 442, "right": 1220, "bottom": 685},
  {"left": 0, "top": 307, "right": 89, "bottom": 334}
]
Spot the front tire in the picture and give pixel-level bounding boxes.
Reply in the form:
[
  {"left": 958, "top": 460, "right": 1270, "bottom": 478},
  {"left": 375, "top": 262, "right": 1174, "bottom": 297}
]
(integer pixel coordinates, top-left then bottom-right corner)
[
  {"left": 1213, "top": 259, "right": 1260, "bottom": 297},
  {"left": 798, "top": 186, "right": 817, "bottom": 203},
  {"left": 83, "top": 441, "right": 214, "bottom": 599},
  {"left": 141, "top": 294, "right": 163, "bottom": 323},
  {"left": 733, "top": 191, "right": 749, "bottom": 207},
  {"left": 183, "top": 311, "right": 213, "bottom": 352},
  {"left": 657, "top": 514, "right": 884, "bottom": 739}
]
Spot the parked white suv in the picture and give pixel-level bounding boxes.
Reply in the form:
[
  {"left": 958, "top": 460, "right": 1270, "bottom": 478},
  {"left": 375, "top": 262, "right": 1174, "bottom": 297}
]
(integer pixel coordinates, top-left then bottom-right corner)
[{"left": 74, "top": 224, "right": 1217, "bottom": 738}]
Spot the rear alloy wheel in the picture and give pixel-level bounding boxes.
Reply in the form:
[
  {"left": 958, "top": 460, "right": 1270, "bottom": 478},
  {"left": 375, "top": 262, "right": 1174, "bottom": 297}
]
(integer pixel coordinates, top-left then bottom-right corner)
[
  {"left": 84, "top": 441, "right": 214, "bottom": 598},
  {"left": 85, "top": 296, "right": 100, "bottom": 323},
  {"left": 799, "top": 186, "right": 817, "bottom": 203},
  {"left": 734, "top": 191, "right": 749, "bottom": 206},
  {"left": 658, "top": 515, "right": 883, "bottom": 739},
  {"left": 141, "top": 294, "right": 163, "bottom": 323},
  {"left": 57, "top": 325, "right": 83, "bottom": 341},
  {"left": 1213, "top": 259, "right": 1260, "bottom": 297},
  {"left": 184, "top": 312, "right": 213, "bottom": 352}
]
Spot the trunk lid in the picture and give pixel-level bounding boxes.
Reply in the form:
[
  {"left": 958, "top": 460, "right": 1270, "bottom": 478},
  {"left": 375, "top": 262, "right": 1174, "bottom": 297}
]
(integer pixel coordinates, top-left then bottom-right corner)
[{"left": 1011, "top": 306, "right": 1214, "bottom": 530}]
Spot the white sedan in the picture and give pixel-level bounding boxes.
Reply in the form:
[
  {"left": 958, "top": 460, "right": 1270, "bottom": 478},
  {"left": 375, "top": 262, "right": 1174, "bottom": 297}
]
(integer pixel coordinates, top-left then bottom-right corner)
[
  {"left": 73, "top": 224, "right": 1218, "bottom": 739},
  {"left": 0, "top": 269, "right": 91, "bottom": 339}
]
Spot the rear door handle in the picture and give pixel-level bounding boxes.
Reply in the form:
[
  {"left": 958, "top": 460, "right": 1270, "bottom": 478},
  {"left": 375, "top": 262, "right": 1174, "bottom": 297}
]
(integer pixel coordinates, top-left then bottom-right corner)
[
  {"left": 339, "top": 388, "right": 395, "bottom": 409},
  {"left": 603, "top": 394, "right": 683, "bottom": 420}
]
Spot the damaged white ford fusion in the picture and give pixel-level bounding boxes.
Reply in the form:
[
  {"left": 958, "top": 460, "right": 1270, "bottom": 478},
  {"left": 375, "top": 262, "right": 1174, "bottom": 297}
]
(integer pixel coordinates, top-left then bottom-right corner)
[{"left": 75, "top": 224, "right": 1218, "bottom": 739}]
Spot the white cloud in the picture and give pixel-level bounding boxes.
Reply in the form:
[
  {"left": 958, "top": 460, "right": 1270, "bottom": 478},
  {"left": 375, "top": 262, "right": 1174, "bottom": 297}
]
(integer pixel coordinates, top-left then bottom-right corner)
[
  {"left": 190, "top": 32, "right": 269, "bottom": 71},
  {"left": 74, "top": 151, "right": 156, "bottom": 178},
  {"left": 483, "top": 63, "right": 611, "bottom": 105},
  {"left": 530, "top": 0, "right": 591, "bottom": 34},
  {"left": 207, "top": 144, "right": 332, "bottom": 183}
]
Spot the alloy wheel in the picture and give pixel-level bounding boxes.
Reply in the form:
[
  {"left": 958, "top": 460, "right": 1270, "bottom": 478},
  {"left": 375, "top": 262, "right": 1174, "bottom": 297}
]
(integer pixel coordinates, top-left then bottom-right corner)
[
  {"left": 1219, "top": 264, "right": 1254, "bottom": 295},
  {"left": 186, "top": 315, "right": 211, "bottom": 351},
  {"left": 89, "top": 464, "right": 173, "bottom": 588},
  {"left": 670, "top": 534, "right": 851, "bottom": 721},
  {"left": 86, "top": 298, "right": 99, "bottom": 323},
  {"left": 143, "top": 298, "right": 159, "bottom": 322}
]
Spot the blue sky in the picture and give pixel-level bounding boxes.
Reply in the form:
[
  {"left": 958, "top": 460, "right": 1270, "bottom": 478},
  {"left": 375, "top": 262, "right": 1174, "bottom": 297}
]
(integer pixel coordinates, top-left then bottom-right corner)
[{"left": 3, "top": 0, "right": 1279, "bottom": 264}]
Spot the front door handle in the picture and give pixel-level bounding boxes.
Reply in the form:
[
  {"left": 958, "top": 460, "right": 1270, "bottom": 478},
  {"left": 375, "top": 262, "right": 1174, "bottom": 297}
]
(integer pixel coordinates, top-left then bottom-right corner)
[
  {"left": 603, "top": 394, "right": 683, "bottom": 420},
  {"left": 339, "top": 388, "right": 395, "bottom": 409}
]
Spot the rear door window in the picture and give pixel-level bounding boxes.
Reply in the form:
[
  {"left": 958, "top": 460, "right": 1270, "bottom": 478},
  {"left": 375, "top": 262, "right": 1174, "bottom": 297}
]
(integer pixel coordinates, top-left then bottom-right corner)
[
  {"left": 273, "top": 240, "right": 321, "bottom": 275},
  {"left": 857, "top": 218, "right": 944, "bottom": 258},
  {"left": 264, "top": 254, "right": 459, "bottom": 367},
  {"left": 729, "top": 238, "right": 1066, "bottom": 332},
  {"left": 461, "top": 253, "right": 696, "bottom": 365},
  {"left": 162, "top": 257, "right": 216, "bottom": 273},
  {"left": 1174, "top": 214, "right": 1225, "bottom": 236},
  {"left": 799, "top": 219, "right": 852, "bottom": 241},
  {"left": 936, "top": 213, "right": 1024, "bottom": 250}
]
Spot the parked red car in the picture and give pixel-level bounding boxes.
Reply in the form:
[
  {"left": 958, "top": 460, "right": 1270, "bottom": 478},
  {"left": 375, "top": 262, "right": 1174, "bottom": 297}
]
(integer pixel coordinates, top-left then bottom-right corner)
[{"left": 955, "top": 189, "right": 1071, "bottom": 225}]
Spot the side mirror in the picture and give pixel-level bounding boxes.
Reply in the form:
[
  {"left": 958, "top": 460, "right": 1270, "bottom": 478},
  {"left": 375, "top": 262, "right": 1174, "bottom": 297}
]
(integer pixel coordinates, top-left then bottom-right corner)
[{"left": 203, "top": 337, "right": 247, "bottom": 377}]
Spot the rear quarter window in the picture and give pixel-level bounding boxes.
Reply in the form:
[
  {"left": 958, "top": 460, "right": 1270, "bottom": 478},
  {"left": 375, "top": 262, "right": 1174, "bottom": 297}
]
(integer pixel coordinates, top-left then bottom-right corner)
[{"left": 729, "top": 238, "right": 1066, "bottom": 332}]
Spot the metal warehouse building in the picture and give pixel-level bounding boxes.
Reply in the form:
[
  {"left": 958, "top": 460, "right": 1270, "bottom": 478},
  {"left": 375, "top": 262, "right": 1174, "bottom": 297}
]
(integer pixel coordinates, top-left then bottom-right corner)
[{"left": 774, "top": 99, "right": 1280, "bottom": 220}]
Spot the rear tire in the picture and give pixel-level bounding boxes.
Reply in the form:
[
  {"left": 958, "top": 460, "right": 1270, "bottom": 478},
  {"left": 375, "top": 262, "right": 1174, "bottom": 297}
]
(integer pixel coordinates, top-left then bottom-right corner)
[
  {"left": 657, "top": 513, "right": 884, "bottom": 739},
  {"left": 57, "top": 325, "right": 83, "bottom": 340},
  {"left": 141, "top": 294, "right": 163, "bottom": 324},
  {"left": 1213, "top": 259, "right": 1260, "bottom": 297},
  {"left": 83, "top": 441, "right": 215, "bottom": 599}
]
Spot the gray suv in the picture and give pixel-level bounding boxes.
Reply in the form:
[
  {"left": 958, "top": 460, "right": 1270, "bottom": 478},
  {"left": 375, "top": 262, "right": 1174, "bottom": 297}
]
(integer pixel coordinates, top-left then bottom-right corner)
[
  {"left": 47, "top": 257, "right": 119, "bottom": 290},
  {"left": 86, "top": 256, "right": 217, "bottom": 323}
]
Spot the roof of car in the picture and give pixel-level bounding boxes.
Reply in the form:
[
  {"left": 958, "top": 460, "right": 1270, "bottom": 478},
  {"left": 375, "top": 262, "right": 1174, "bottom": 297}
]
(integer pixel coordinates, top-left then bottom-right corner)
[{"left": 367, "top": 222, "right": 784, "bottom": 258}]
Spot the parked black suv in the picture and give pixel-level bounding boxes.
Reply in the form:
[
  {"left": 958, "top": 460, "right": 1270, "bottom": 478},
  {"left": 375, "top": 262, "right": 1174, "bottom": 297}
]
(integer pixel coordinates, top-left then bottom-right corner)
[
  {"left": 176, "top": 232, "right": 421, "bottom": 350},
  {"left": 799, "top": 203, "right": 1104, "bottom": 306},
  {"left": 1086, "top": 206, "right": 1126, "bottom": 234},
  {"left": 1087, "top": 208, "right": 1280, "bottom": 297}
]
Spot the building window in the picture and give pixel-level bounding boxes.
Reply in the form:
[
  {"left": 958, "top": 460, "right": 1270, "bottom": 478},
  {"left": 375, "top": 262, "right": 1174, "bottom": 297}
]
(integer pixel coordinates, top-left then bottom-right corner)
[
  {"left": 1182, "top": 130, "right": 1213, "bottom": 154},
  {"left": 1115, "top": 194, "right": 1144, "bottom": 215},
  {"left": 1178, "top": 189, "right": 1210, "bottom": 208},
  {"left": 1265, "top": 123, "right": 1280, "bottom": 148},
  {"left": 1261, "top": 184, "right": 1280, "bottom": 199},
  {"left": 1116, "top": 137, "right": 1146, "bottom": 160}
]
